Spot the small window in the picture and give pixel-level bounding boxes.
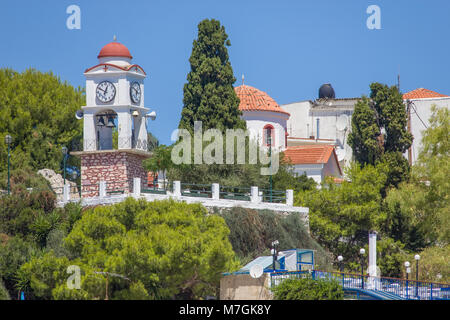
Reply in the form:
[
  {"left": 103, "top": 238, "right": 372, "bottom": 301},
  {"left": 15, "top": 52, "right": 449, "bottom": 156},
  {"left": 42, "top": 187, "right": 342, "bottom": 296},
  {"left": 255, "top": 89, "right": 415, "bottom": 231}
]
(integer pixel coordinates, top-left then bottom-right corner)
[{"left": 263, "top": 124, "right": 274, "bottom": 146}]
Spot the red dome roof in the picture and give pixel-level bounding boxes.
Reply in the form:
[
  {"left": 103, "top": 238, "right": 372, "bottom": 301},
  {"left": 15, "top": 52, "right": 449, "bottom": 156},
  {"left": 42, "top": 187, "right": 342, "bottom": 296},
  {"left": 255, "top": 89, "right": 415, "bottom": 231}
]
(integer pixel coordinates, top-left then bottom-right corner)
[
  {"left": 98, "top": 42, "right": 132, "bottom": 59},
  {"left": 235, "top": 84, "right": 290, "bottom": 116}
]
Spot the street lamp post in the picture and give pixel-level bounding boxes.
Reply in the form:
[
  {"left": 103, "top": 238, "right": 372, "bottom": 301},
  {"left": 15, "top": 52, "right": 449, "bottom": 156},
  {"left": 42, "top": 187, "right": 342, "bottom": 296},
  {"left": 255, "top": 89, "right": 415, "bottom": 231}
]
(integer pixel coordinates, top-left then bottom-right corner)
[
  {"left": 271, "top": 240, "right": 279, "bottom": 271},
  {"left": 5, "top": 135, "right": 12, "bottom": 195},
  {"left": 337, "top": 255, "right": 344, "bottom": 273},
  {"left": 359, "top": 248, "right": 365, "bottom": 289},
  {"left": 405, "top": 261, "right": 411, "bottom": 299},
  {"left": 62, "top": 146, "right": 68, "bottom": 185},
  {"left": 404, "top": 261, "right": 410, "bottom": 281},
  {"left": 415, "top": 254, "right": 420, "bottom": 298}
]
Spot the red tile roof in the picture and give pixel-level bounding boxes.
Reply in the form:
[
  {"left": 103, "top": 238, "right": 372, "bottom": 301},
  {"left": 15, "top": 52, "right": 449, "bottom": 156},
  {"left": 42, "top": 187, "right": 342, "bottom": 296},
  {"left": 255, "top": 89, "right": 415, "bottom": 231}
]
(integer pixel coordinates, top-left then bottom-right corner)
[
  {"left": 403, "top": 88, "right": 448, "bottom": 100},
  {"left": 98, "top": 41, "right": 132, "bottom": 59},
  {"left": 284, "top": 145, "right": 335, "bottom": 164},
  {"left": 283, "top": 145, "right": 342, "bottom": 175},
  {"left": 235, "top": 85, "right": 290, "bottom": 116}
]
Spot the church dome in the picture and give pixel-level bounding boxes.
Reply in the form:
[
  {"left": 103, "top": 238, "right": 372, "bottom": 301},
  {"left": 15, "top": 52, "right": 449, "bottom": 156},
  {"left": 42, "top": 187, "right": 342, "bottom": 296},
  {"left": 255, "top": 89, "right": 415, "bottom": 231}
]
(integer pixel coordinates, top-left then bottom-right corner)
[
  {"left": 98, "top": 41, "right": 133, "bottom": 59},
  {"left": 234, "top": 84, "right": 290, "bottom": 116},
  {"left": 319, "top": 83, "right": 335, "bottom": 99}
]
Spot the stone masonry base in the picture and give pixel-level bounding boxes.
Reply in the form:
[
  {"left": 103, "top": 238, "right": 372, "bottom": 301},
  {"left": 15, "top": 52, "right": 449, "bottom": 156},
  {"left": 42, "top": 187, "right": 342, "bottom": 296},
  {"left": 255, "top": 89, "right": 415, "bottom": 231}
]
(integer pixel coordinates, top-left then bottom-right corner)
[{"left": 80, "top": 150, "right": 149, "bottom": 197}]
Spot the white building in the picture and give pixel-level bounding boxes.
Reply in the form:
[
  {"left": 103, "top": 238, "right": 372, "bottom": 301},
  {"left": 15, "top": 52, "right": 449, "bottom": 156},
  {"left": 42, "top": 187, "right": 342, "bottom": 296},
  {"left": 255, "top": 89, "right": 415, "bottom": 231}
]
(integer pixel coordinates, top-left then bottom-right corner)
[
  {"left": 234, "top": 84, "right": 290, "bottom": 151},
  {"left": 403, "top": 88, "right": 450, "bottom": 165},
  {"left": 283, "top": 145, "right": 343, "bottom": 185},
  {"left": 280, "top": 84, "right": 449, "bottom": 172},
  {"left": 281, "top": 96, "right": 358, "bottom": 170},
  {"left": 72, "top": 40, "right": 154, "bottom": 196},
  {"left": 234, "top": 83, "right": 343, "bottom": 184}
]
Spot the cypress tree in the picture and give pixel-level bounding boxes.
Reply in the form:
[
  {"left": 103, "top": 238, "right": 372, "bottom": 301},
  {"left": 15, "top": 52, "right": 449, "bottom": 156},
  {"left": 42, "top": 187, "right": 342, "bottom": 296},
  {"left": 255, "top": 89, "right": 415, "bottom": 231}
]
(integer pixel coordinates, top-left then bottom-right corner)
[
  {"left": 179, "top": 19, "right": 246, "bottom": 134},
  {"left": 349, "top": 82, "right": 413, "bottom": 188}
]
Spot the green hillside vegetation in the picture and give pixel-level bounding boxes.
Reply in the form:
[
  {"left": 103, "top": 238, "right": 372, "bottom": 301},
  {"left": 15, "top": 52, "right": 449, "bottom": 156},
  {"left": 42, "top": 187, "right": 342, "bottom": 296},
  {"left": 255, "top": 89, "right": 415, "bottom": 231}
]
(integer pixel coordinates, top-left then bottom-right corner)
[
  {"left": 220, "top": 207, "right": 331, "bottom": 270},
  {"left": 15, "top": 198, "right": 237, "bottom": 300},
  {"left": 0, "top": 68, "right": 84, "bottom": 174}
]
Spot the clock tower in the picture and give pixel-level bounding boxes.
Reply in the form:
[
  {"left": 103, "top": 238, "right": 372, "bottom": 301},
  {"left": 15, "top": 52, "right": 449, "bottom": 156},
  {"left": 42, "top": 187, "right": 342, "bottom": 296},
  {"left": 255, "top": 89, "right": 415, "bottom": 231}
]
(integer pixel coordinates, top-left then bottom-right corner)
[{"left": 72, "top": 39, "right": 154, "bottom": 197}]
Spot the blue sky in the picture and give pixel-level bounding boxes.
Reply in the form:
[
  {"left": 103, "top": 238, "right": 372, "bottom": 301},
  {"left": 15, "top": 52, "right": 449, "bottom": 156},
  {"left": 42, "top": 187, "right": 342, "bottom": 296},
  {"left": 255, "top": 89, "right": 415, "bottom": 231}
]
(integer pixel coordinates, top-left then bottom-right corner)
[{"left": 1, "top": 0, "right": 449, "bottom": 144}]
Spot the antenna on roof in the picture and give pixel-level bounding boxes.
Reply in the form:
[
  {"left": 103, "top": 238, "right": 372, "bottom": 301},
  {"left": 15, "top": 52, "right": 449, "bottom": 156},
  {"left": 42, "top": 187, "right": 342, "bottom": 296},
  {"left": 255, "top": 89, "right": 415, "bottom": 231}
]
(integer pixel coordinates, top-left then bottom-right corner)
[
  {"left": 397, "top": 65, "right": 400, "bottom": 92},
  {"left": 242, "top": 74, "right": 245, "bottom": 85}
]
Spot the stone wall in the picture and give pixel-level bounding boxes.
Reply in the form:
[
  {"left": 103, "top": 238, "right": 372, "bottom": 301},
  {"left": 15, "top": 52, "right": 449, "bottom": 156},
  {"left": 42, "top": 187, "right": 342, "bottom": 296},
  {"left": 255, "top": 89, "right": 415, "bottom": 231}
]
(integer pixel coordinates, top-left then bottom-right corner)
[
  {"left": 38, "top": 169, "right": 79, "bottom": 202},
  {"left": 220, "top": 274, "right": 273, "bottom": 300},
  {"left": 80, "top": 151, "right": 149, "bottom": 197}
]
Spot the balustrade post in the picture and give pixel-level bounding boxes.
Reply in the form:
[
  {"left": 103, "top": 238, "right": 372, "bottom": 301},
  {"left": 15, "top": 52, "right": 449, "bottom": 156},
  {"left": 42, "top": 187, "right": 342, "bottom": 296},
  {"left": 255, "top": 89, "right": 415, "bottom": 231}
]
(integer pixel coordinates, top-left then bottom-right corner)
[
  {"left": 133, "top": 177, "right": 141, "bottom": 198},
  {"left": 250, "top": 186, "right": 260, "bottom": 203},
  {"left": 430, "top": 283, "right": 433, "bottom": 300},
  {"left": 173, "top": 181, "right": 181, "bottom": 197},
  {"left": 286, "top": 189, "right": 293, "bottom": 206},
  {"left": 211, "top": 183, "right": 220, "bottom": 200},
  {"left": 63, "top": 183, "right": 70, "bottom": 202},
  {"left": 99, "top": 181, "right": 106, "bottom": 198}
]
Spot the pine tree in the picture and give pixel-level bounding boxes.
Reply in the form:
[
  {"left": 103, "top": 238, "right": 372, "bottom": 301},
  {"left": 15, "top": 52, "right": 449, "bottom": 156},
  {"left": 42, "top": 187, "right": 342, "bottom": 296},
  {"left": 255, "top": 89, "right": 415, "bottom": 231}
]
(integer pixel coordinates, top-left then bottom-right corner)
[
  {"left": 178, "top": 19, "right": 246, "bottom": 134},
  {"left": 348, "top": 83, "right": 412, "bottom": 188}
]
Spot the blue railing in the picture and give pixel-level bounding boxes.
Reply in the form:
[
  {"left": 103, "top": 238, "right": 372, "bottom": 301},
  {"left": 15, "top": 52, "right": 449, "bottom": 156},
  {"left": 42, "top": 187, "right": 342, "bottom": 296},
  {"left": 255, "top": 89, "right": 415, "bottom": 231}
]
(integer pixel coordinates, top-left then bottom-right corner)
[{"left": 270, "top": 270, "right": 450, "bottom": 300}]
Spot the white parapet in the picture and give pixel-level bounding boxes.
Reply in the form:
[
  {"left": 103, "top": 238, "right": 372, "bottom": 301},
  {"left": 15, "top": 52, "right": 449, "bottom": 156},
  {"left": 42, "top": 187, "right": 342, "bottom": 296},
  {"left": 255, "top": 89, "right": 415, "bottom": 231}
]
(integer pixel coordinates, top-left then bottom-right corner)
[
  {"left": 212, "top": 183, "right": 220, "bottom": 200},
  {"left": 63, "top": 183, "right": 70, "bottom": 202},
  {"left": 173, "top": 181, "right": 181, "bottom": 197},
  {"left": 133, "top": 177, "right": 141, "bottom": 198},
  {"left": 251, "top": 186, "right": 260, "bottom": 203},
  {"left": 99, "top": 181, "right": 107, "bottom": 198},
  {"left": 286, "top": 189, "right": 294, "bottom": 206}
]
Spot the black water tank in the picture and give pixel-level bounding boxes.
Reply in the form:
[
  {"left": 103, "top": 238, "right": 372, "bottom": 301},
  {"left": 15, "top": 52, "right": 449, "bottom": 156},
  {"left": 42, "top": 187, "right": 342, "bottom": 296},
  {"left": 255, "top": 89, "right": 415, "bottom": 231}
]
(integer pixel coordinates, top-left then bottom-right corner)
[{"left": 319, "top": 83, "right": 335, "bottom": 99}]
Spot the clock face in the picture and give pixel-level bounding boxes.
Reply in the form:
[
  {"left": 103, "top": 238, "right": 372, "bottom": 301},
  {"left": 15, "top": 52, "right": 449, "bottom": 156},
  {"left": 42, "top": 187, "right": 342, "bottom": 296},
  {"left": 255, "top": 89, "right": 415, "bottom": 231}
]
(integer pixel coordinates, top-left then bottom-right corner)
[
  {"left": 130, "top": 82, "right": 141, "bottom": 104},
  {"left": 96, "top": 81, "right": 116, "bottom": 103}
]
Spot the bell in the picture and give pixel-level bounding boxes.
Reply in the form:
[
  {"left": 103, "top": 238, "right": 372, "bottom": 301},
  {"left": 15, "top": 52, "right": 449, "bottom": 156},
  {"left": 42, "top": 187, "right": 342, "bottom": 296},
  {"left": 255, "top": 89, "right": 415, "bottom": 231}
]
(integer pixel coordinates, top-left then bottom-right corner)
[
  {"left": 106, "top": 116, "right": 116, "bottom": 128},
  {"left": 97, "top": 116, "right": 105, "bottom": 127}
]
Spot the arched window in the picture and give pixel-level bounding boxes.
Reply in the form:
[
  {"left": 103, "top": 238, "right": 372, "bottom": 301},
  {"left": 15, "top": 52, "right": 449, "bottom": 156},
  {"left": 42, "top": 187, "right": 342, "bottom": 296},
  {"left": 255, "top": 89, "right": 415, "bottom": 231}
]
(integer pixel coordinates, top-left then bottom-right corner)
[{"left": 263, "top": 124, "right": 275, "bottom": 147}]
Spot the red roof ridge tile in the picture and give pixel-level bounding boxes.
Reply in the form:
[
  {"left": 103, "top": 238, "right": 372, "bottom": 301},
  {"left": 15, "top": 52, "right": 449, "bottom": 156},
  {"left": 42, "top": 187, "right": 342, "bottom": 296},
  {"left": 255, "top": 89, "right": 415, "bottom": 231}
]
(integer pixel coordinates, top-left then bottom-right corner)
[
  {"left": 235, "top": 84, "right": 290, "bottom": 116},
  {"left": 403, "top": 88, "right": 448, "bottom": 100}
]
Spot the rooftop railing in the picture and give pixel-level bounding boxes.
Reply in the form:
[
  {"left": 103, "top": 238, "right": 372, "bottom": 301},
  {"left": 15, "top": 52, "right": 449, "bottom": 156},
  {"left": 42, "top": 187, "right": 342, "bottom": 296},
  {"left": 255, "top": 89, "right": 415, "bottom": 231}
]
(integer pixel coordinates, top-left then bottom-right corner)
[{"left": 55, "top": 178, "right": 295, "bottom": 207}]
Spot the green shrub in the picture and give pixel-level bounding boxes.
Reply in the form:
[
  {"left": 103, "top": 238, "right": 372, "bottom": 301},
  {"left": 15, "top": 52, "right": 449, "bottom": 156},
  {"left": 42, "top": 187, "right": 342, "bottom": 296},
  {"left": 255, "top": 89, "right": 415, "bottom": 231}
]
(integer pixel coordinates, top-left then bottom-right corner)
[{"left": 272, "top": 277, "right": 344, "bottom": 300}]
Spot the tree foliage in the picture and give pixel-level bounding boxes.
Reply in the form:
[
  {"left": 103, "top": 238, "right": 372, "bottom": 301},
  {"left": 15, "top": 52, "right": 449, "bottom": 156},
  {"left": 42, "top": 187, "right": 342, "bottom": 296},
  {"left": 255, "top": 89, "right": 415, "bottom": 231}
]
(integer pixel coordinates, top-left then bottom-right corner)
[
  {"left": 0, "top": 169, "right": 83, "bottom": 299},
  {"left": 0, "top": 68, "right": 85, "bottom": 174},
  {"left": 298, "top": 163, "right": 387, "bottom": 264},
  {"left": 18, "top": 198, "right": 238, "bottom": 300},
  {"left": 384, "top": 105, "right": 450, "bottom": 247},
  {"left": 178, "top": 19, "right": 246, "bottom": 134},
  {"left": 411, "top": 245, "right": 450, "bottom": 283},
  {"left": 348, "top": 83, "right": 412, "bottom": 189}
]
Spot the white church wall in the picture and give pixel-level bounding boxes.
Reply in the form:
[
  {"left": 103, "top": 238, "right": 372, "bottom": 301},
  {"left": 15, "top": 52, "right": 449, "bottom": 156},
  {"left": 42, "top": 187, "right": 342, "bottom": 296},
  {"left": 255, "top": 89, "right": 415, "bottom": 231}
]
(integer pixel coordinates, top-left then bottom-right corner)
[
  {"left": 242, "top": 111, "right": 288, "bottom": 150},
  {"left": 405, "top": 97, "right": 450, "bottom": 164},
  {"left": 282, "top": 101, "right": 312, "bottom": 138}
]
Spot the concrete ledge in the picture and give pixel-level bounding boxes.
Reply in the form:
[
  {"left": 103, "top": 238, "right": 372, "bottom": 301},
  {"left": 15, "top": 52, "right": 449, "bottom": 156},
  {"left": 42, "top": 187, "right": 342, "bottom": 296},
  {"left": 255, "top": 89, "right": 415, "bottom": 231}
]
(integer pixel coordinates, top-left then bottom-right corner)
[
  {"left": 59, "top": 192, "right": 308, "bottom": 212},
  {"left": 70, "top": 148, "right": 152, "bottom": 158},
  {"left": 57, "top": 192, "right": 309, "bottom": 221}
]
